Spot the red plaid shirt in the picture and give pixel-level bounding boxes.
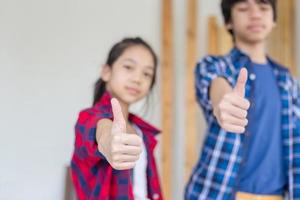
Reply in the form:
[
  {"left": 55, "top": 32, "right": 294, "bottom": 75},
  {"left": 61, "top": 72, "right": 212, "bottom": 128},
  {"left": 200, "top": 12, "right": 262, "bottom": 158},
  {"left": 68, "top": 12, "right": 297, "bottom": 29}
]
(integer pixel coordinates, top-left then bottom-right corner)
[{"left": 71, "top": 92, "right": 163, "bottom": 200}]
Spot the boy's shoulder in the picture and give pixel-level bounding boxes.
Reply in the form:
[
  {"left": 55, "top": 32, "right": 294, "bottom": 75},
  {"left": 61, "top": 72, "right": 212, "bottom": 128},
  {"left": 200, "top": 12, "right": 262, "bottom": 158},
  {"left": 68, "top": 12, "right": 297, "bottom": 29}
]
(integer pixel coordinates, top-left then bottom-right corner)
[
  {"left": 197, "top": 52, "right": 292, "bottom": 76},
  {"left": 198, "top": 54, "right": 227, "bottom": 65},
  {"left": 195, "top": 54, "right": 232, "bottom": 75}
]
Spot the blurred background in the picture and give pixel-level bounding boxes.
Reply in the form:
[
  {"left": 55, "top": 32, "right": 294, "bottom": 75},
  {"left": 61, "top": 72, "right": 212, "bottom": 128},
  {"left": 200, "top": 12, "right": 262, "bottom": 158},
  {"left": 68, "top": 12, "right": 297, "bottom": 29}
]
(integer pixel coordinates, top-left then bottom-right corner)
[{"left": 0, "top": 0, "right": 299, "bottom": 199}]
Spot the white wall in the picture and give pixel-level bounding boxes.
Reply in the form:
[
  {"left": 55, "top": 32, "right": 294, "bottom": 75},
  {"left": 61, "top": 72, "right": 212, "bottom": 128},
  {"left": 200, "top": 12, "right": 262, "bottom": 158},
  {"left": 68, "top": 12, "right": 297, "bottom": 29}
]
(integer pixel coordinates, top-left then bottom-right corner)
[
  {"left": 0, "top": 0, "right": 160, "bottom": 199},
  {"left": 3, "top": 0, "right": 298, "bottom": 199}
]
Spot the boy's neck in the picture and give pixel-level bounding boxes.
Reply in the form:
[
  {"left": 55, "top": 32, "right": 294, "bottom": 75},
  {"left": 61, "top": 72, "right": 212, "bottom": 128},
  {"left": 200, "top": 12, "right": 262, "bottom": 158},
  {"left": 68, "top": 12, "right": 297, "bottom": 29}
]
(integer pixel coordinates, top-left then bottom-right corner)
[{"left": 235, "top": 40, "right": 268, "bottom": 64}]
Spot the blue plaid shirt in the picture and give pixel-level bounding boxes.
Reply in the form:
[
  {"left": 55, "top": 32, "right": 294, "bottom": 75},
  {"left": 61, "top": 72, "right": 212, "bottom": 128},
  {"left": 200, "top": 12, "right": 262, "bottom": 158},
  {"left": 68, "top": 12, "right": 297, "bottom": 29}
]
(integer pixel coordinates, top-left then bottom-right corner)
[{"left": 185, "top": 47, "right": 300, "bottom": 200}]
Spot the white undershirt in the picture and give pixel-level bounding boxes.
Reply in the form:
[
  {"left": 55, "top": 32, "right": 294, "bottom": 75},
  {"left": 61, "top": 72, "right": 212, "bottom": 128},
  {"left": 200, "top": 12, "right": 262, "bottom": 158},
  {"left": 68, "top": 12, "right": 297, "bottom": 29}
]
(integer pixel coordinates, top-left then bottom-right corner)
[{"left": 132, "top": 125, "right": 149, "bottom": 200}]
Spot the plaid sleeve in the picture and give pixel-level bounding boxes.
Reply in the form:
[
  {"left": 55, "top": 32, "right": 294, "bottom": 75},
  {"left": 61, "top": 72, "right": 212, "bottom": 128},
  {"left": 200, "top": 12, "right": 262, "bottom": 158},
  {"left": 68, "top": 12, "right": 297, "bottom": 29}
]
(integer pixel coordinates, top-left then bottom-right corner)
[
  {"left": 292, "top": 77, "right": 300, "bottom": 120},
  {"left": 194, "top": 56, "right": 229, "bottom": 115},
  {"left": 291, "top": 76, "right": 300, "bottom": 197},
  {"left": 74, "top": 110, "right": 108, "bottom": 163}
]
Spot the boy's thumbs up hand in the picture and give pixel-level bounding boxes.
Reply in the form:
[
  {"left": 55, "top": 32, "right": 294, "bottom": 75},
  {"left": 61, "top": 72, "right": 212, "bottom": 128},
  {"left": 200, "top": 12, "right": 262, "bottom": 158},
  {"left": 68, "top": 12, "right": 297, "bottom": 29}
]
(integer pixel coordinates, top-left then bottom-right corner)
[
  {"left": 213, "top": 68, "right": 250, "bottom": 134},
  {"left": 98, "top": 98, "right": 142, "bottom": 170},
  {"left": 233, "top": 67, "right": 248, "bottom": 97}
]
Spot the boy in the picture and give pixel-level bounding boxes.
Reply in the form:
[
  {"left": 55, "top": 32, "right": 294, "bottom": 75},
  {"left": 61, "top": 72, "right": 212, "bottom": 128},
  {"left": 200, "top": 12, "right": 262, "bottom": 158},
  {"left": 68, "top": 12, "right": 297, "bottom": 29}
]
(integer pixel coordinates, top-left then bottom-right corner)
[{"left": 185, "top": 0, "right": 300, "bottom": 199}]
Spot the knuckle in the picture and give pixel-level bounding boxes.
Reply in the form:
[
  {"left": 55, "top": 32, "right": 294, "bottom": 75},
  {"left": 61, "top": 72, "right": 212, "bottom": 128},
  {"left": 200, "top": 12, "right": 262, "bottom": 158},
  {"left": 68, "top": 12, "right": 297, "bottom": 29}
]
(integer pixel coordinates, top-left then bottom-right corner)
[
  {"left": 111, "top": 145, "right": 119, "bottom": 153},
  {"left": 220, "top": 113, "right": 227, "bottom": 123},
  {"left": 112, "top": 135, "right": 120, "bottom": 143},
  {"left": 218, "top": 102, "right": 225, "bottom": 110},
  {"left": 112, "top": 154, "right": 119, "bottom": 162},
  {"left": 224, "top": 93, "right": 231, "bottom": 100},
  {"left": 245, "top": 100, "right": 251, "bottom": 109}
]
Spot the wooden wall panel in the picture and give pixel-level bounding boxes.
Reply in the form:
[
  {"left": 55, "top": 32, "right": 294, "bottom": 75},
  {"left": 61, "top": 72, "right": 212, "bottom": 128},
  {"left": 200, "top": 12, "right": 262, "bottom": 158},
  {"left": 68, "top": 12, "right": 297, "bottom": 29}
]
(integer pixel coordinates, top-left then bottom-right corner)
[
  {"left": 267, "top": 0, "right": 296, "bottom": 75},
  {"left": 161, "top": 0, "right": 173, "bottom": 199},
  {"left": 185, "top": 0, "right": 198, "bottom": 182}
]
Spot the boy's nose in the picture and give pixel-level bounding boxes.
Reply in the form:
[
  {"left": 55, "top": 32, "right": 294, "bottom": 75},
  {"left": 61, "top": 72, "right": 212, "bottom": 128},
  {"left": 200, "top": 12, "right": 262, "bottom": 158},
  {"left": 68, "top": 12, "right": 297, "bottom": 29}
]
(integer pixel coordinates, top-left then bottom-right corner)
[{"left": 249, "top": 5, "right": 263, "bottom": 19}]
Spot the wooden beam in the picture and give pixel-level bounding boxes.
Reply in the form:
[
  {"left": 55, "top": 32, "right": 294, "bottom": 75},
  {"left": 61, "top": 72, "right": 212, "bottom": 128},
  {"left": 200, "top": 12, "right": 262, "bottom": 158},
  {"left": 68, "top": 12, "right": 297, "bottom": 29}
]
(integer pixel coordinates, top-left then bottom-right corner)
[
  {"left": 161, "top": 0, "right": 173, "bottom": 199},
  {"left": 267, "top": 0, "right": 296, "bottom": 75},
  {"left": 185, "top": 0, "right": 198, "bottom": 182},
  {"left": 208, "top": 16, "right": 219, "bottom": 55},
  {"left": 208, "top": 16, "right": 232, "bottom": 55}
]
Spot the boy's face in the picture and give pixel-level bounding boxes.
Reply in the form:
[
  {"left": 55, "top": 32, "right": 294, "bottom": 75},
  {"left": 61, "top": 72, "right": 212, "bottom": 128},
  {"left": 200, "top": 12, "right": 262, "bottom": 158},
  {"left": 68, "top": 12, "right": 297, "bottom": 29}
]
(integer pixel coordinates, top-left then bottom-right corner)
[{"left": 227, "top": 0, "right": 275, "bottom": 44}]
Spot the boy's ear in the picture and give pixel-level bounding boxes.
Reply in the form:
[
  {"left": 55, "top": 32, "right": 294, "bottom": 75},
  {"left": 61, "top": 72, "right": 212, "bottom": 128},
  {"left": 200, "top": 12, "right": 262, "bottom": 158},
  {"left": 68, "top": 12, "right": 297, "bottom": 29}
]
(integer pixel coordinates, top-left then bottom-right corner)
[
  {"left": 226, "top": 22, "right": 233, "bottom": 31},
  {"left": 101, "top": 64, "right": 111, "bottom": 82}
]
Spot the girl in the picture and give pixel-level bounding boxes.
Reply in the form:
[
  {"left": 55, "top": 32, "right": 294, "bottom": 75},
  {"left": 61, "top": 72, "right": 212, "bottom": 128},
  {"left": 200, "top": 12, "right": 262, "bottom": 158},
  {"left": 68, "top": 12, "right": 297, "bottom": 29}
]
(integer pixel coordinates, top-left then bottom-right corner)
[{"left": 71, "top": 37, "right": 163, "bottom": 200}]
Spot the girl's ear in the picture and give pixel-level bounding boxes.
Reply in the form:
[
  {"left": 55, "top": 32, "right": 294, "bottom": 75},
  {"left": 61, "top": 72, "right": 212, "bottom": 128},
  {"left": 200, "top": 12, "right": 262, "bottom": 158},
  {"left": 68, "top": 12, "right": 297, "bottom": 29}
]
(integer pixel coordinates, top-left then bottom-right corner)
[{"left": 101, "top": 64, "right": 111, "bottom": 82}]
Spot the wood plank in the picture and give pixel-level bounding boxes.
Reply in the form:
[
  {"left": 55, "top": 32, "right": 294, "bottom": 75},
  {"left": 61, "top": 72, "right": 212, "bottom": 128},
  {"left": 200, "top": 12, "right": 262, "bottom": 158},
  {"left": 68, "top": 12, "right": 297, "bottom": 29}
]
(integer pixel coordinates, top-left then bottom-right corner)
[
  {"left": 161, "top": 0, "right": 173, "bottom": 198},
  {"left": 185, "top": 0, "right": 198, "bottom": 182},
  {"left": 208, "top": 16, "right": 232, "bottom": 55},
  {"left": 267, "top": 0, "right": 296, "bottom": 75},
  {"left": 208, "top": 16, "right": 219, "bottom": 54}
]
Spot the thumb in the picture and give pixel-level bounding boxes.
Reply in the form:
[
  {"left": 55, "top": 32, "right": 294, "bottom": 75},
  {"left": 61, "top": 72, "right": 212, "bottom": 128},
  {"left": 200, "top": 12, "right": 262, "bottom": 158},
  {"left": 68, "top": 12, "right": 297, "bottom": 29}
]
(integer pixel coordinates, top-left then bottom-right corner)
[
  {"left": 111, "top": 98, "right": 126, "bottom": 133},
  {"left": 233, "top": 68, "right": 248, "bottom": 97}
]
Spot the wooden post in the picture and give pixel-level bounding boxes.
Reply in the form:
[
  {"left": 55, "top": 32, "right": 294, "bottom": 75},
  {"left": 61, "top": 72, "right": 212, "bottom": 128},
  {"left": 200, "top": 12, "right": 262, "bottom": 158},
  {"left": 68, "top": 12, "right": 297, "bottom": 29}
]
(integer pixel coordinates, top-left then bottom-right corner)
[
  {"left": 267, "top": 0, "right": 296, "bottom": 75},
  {"left": 208, "top": 16, "right": 232, "bottom": 55},
  {"left": 185, "top": 0, "right": 198, "bottom": 182},
  {"left": 161, "top": 0, "right": 173, "bottom": 199},
  {"left": 208, "top": 16, "right": 219, "bottom": 54}
]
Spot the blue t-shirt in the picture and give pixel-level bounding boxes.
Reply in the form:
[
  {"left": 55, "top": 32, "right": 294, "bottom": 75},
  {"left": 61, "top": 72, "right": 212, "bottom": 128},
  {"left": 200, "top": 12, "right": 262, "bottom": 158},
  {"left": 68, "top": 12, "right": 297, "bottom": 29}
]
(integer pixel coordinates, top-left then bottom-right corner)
[{"left": 237, "top": 62, "right": 286, "bottom": 195}]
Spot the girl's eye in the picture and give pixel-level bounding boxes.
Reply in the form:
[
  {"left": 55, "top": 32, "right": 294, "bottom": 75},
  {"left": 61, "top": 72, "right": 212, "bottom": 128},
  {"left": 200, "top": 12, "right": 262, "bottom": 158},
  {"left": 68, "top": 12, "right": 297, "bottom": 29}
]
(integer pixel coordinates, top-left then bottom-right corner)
[
  {"left": 124, "top": 65, "right": 133, "bottom": 70},
  {"left": 144, "top": 72, "right": 153, "bottom": 78}
]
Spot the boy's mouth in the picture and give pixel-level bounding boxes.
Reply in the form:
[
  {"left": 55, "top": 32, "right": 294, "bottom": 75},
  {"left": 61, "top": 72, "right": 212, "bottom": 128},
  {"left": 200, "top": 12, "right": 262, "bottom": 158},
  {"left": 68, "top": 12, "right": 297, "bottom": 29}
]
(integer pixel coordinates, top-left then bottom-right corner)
[{"left": 247, "top": 24, "right": 265, "bottom": 32}]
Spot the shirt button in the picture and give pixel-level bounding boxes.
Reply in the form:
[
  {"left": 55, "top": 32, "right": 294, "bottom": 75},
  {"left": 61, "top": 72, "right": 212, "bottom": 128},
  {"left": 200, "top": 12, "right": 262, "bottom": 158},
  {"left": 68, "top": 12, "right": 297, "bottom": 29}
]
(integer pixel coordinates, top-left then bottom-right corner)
[
  {"left": 152, "top": 193, "right": 160, "bottom": 199},
  {"left": 249, "top": 73, "right": 256, "bottom": 80}
]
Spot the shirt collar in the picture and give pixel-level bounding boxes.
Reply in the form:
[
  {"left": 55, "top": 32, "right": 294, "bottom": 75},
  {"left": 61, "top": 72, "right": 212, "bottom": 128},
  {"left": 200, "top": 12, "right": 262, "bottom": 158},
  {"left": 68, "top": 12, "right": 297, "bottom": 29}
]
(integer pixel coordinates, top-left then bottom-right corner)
[{"left": 94, "top": 91, "right": 161, "bottom": 136}]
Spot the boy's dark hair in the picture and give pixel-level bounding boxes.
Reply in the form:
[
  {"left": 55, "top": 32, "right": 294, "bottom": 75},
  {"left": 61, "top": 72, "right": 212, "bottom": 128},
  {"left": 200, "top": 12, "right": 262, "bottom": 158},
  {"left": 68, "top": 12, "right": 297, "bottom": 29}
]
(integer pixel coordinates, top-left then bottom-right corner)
[
  {"left": 221, "top": 0, "right": 277, "bottom": 36},
  {"left": 93, "top": 37, "right": 158, "bottom": 105}
]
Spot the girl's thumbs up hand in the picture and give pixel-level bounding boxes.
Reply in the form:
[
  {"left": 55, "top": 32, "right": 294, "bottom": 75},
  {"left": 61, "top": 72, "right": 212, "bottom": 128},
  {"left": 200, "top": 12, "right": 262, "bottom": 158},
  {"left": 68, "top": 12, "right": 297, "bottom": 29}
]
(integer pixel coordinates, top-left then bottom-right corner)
[
  {"left": 97, "top": 98, "right": 142, "bottom": 170},
  {"left": 111, "top": 98, "right": 127, "bottom": 134},
  {"left": 213, "top": 68, "right": 251, "bottom": 134}
]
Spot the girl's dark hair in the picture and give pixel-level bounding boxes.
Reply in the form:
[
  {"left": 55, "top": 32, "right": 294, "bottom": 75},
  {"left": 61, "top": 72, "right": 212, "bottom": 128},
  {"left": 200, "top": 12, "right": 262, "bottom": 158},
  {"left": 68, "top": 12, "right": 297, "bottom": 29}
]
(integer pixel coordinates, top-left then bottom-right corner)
[
  {"left": 93, "top": 37, "right": 158, "bottom": 105},
  {"left": 221, "top": 0, "right": 277, "bottom": 36}
]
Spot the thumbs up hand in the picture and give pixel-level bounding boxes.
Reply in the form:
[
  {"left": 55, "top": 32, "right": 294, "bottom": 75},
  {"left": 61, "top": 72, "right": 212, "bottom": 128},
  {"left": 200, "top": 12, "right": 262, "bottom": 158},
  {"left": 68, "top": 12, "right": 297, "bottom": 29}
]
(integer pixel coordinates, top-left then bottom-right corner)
[
  {"left": 97, "top": 98, "right": 142, "bottom": 170},
  {"left": 213, "top": 68, "right": 250, "bottom": 133}
]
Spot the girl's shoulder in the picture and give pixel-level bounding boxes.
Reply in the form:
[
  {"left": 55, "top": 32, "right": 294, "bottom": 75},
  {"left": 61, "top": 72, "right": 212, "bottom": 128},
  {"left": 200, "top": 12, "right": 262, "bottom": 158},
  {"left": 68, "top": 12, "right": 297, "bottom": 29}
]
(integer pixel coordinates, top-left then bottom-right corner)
[{"left": 76, "top": 102, "right": 113, "bottom": 127}]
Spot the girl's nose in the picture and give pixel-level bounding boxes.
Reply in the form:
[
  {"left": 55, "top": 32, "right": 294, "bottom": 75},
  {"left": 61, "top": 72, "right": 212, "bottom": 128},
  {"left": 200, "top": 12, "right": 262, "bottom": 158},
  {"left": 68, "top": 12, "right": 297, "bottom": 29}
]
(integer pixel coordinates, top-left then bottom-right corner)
[{"left": 132, "top": 73, "right": 142, "bottom": 84}]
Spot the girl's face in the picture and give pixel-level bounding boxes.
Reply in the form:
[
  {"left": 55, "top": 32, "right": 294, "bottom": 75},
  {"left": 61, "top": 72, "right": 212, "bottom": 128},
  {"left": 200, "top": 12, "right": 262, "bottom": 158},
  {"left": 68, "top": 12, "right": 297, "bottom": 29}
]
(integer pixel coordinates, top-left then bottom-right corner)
[
  {"left": 228, "top": 0, "right": 275, "bottom": 44},
  {"left": 102, "top": 45, "right": 155, "bottom": 105}
]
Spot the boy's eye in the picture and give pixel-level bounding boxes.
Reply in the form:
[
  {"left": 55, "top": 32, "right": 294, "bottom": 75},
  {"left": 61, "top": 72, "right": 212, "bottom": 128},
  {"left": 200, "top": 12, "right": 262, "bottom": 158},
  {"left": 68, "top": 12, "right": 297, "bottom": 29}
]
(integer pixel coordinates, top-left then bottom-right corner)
[
  {"left": 237, "top": 6, "right": 249, "bottom": 12},
  {"left": 235, "top": 2, "right": 249, "bottom": 11},
  {"left": 260, "top": 4, "right": 270, "bottom": 11}
]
